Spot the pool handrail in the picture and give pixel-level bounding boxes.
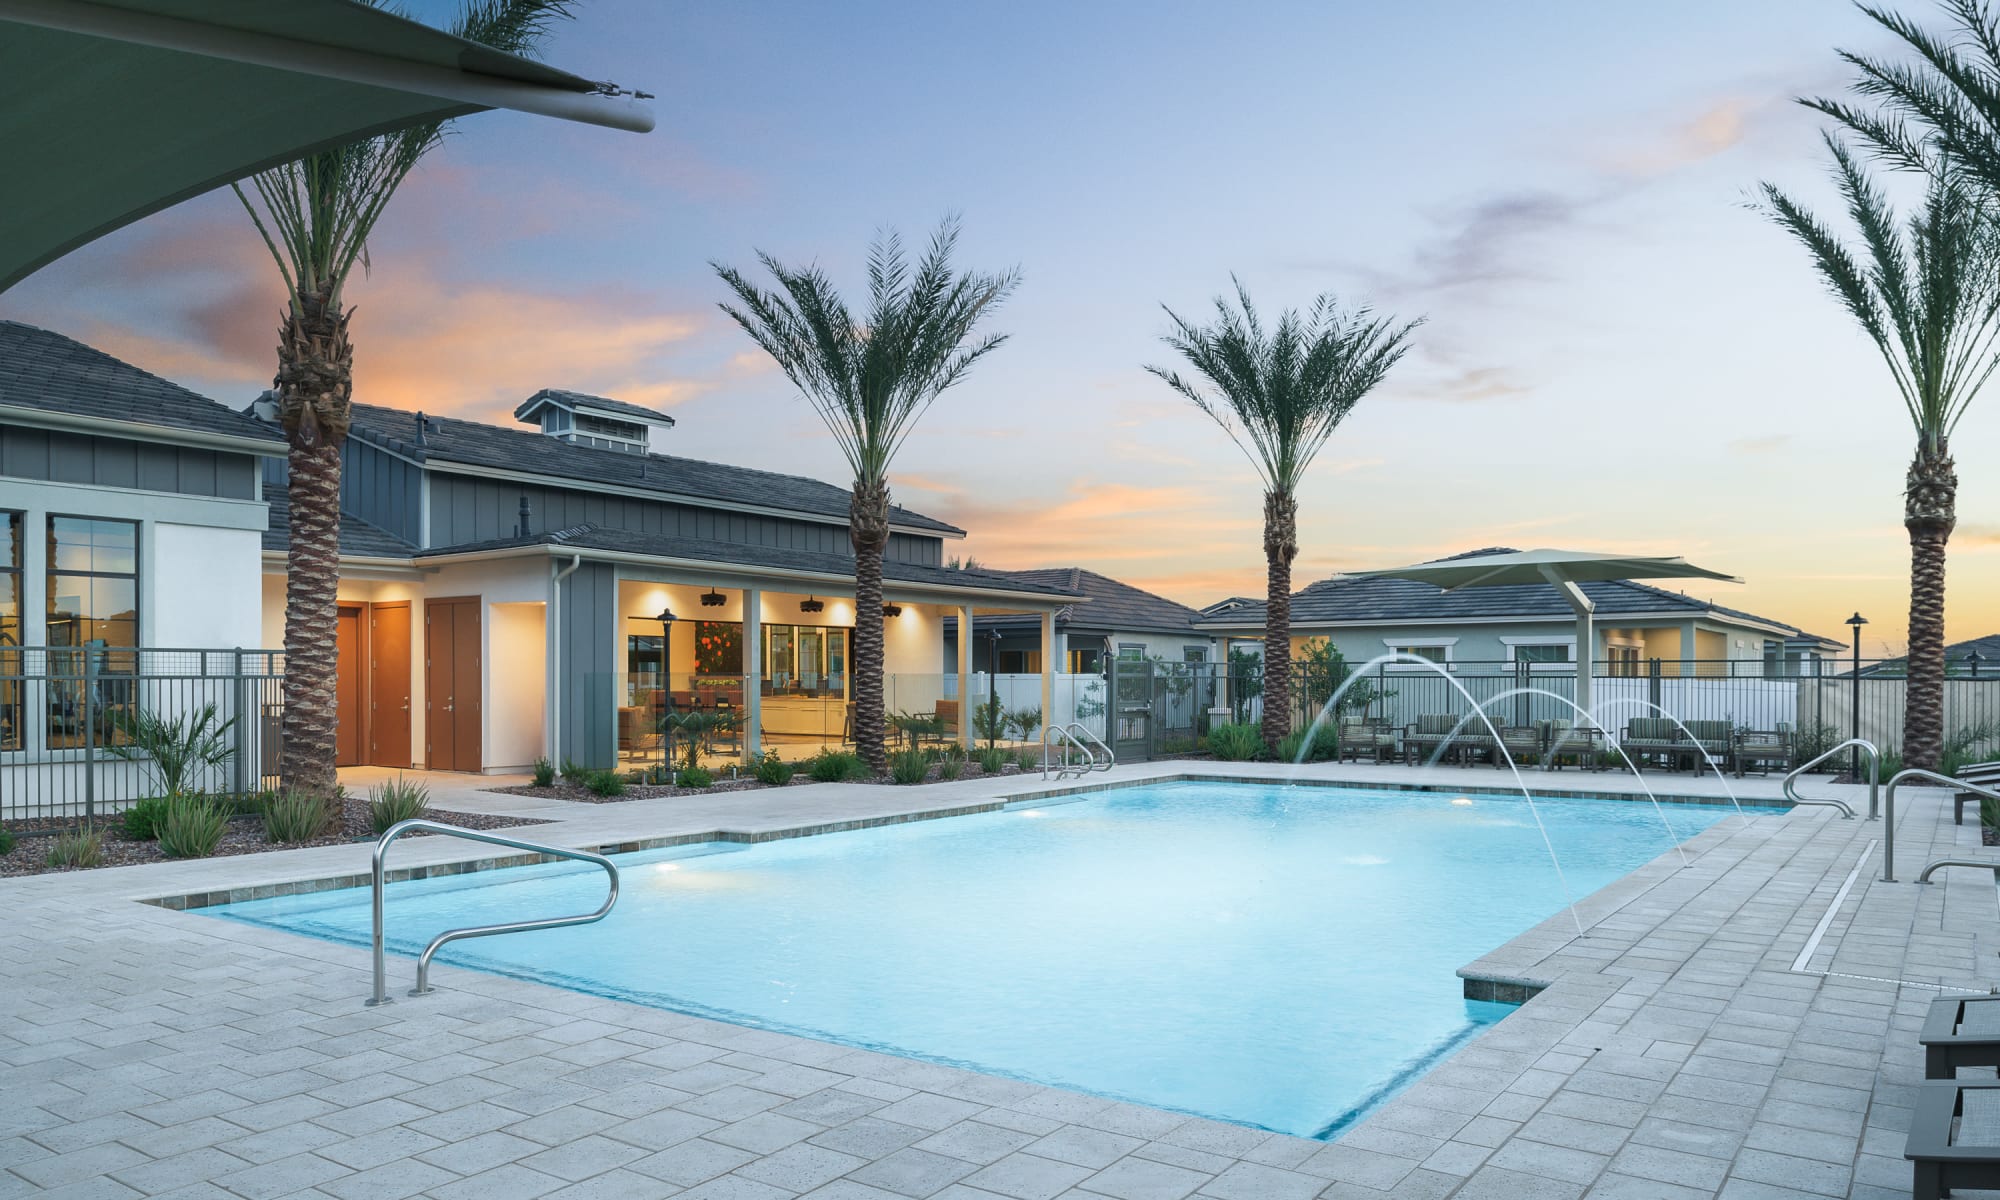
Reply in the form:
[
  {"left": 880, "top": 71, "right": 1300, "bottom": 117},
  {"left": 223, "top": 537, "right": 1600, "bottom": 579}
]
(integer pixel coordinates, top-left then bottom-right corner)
[
  {"left": 1918, "top": 858, "right": 2000, "bottom": 884},
  {"left": 1782, "top": 739, "right": 1876, "bottom": 821},
  {"left": 1885, "top": 770, "right": 2000, "bottom": 884},
  {"left": 1042, "top": 722, "right": 1113, "bottom": 780},
  {"left": 368, "top": 819, "right": 620, "bottom": 1006}
]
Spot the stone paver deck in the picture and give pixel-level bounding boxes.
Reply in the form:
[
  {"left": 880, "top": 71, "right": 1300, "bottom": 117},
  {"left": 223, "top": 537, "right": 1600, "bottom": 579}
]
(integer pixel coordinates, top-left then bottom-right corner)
[{"left": 0, "top": 760, "right": 1986, "bottom": 1198}]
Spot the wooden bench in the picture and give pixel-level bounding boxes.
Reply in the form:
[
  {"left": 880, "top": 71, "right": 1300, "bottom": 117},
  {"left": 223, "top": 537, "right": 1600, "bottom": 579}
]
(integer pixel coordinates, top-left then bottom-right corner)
[
  {"left": 1921, "top": 995, "right": 2000, "bottom": 1078},
  {"left": 1733, "top": 728, "right": 1793, "bottom": 777},
  {"left": 1907, "top": 1080, "right": 2000, "bottom": 1199}
]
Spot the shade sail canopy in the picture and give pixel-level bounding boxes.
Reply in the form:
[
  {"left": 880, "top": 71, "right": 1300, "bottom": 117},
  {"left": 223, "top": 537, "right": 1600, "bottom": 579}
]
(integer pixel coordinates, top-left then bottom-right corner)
[
  {"left": 1, "top": 0, "right": 654, "bottom": 293},
  {"left": 1347, "top": 548, "right": 1742, "bottom": 720},
  {"left": 1346, "top": 548, "right": 1742, "bottom": 592}
]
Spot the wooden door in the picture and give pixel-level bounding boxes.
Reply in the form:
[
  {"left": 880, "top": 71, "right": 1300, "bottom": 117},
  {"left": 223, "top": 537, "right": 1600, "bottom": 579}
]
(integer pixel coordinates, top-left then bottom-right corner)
[
  {"left": 425, "top": 598, "right": 482, "bottom": 771},
  {"left": 335, "top": 604, "right": 366, "bottom": 766},
  {"left": 369, "top": 602, "right": 411, "bottom": 767}
]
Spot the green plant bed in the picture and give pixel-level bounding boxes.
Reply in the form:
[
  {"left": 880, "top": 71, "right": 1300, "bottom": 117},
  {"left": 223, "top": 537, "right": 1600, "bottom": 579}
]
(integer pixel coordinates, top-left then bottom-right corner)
[
  {"left": 890, "top": 749, "right": 930, "bottom": 785},
  {"left": 367, "top": 777, "right": 432, "bottom": 834},
  {"left": 677, "top": 767, "right": 714, "bottom": 788},
  {"left": 753, "top": 753, "right": 795, "bottom": 785},
  {"left": 46, "top": 827, "right": 104, "bottom": 868},
  {"left": 807, "top": 750, "right": 870, "bottom": 782},
  {"left": 158, "top": 797, "right": 228, "bottom": 859},
  {"left": 1207, "top": 722, "right": 1264, "bottom": 761},
  {"left": 584, "top": 770, "right": 626, "bottom": 798},
  {"left": 975, "top": 747, "right": 1007, "bottom": 774}
]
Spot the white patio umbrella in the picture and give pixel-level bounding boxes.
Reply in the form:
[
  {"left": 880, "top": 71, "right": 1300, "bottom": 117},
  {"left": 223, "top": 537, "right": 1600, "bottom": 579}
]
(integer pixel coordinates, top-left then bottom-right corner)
[
  {"left": 0, "top": 0, "right": 654, "bottom": 293},
  {"left": 1343, "top": 548, "right": 1742, "bottom": 719}
]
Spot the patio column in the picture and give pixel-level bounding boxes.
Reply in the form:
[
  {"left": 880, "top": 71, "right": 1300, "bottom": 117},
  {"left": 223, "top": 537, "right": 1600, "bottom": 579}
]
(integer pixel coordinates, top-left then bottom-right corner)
[
  {"left": 957, "top": 604, "right": 974, "bottom": 749},
  {"left": 743, "top": 586, "right": 761, "bottom": 759},
  {"left": 1040, "top": 610, "right": 1056, "bottom": 744}
]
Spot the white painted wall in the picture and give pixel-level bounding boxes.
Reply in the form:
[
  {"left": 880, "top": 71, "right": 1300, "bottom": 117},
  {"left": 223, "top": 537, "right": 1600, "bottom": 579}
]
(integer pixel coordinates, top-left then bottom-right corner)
[
  {"left": 152, "top": 524, "right": 262, "bottom": 648},
  {"left": 487, "top": 601, "right": 547, "bottom": 770}
]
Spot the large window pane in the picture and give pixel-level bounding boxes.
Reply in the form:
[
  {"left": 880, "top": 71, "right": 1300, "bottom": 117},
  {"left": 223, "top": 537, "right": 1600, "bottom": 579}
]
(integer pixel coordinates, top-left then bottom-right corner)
[
  {"left": 1, "top": 511, "right": 18, "bottom": 751},
  {"left": 46, "top": 516, "right": 139, "bottom": 750}
]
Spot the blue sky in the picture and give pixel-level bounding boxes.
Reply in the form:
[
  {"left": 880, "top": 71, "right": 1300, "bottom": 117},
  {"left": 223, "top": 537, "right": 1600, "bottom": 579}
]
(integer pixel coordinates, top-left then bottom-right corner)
[{"left": 5, "top": 0, "right": 1991, "bottom": 652}]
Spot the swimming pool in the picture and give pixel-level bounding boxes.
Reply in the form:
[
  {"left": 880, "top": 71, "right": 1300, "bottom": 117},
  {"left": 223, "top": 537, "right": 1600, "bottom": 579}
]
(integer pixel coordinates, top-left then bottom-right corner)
[{"left": 203, "top": 781, "right": 1748, "bottom": 1138}]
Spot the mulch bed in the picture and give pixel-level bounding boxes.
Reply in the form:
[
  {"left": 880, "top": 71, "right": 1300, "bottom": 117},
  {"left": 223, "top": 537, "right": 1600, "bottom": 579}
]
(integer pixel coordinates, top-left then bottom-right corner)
[
  {"left": 488, "top": 758, "right": 1052, "bottom": 803},
  {"left": 0, "top": 799, "right": 549, "bottom": 878}
]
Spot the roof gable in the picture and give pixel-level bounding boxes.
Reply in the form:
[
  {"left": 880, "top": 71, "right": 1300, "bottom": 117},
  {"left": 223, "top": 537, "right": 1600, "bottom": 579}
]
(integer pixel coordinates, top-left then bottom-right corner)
[
  {"left": 990, "top": 567, "right": 1200, "bottom": 633},
  {"left": 512, "top": 388, "right": 676, "bottom": 427},
  {"left": 0, "top": 321, "right": 281, "bottom": 449}
]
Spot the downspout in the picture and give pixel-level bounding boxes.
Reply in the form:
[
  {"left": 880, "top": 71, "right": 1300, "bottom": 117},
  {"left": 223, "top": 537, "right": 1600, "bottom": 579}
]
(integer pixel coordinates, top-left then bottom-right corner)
[{"left": 548, "top": 553, "right": 582, "bottom": 761}]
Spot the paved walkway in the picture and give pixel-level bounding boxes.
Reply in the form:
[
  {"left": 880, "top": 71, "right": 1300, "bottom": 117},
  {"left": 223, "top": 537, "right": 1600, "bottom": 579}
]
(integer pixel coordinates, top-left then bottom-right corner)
[{"left": 0, "top": 761, "right": 1985, "bottom": 1199}]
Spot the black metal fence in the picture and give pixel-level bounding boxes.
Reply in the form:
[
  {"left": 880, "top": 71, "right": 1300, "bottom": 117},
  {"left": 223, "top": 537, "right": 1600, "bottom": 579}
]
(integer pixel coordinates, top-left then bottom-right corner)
[
  {"left": 1, "top": 647, "right": 285, "bottom": 823},
  {"left": 1105, "top": 656, "right": 2000, "bottom": 767}
]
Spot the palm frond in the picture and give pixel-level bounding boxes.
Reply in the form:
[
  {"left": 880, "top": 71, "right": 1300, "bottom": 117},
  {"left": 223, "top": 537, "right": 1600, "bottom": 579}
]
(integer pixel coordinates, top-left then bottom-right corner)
[
  {"left": 713, "top": 216, "right": 1020, "bottom": 484},
  {"left": 1146, "top": 284, "right": 1420, "bottom": 495}
]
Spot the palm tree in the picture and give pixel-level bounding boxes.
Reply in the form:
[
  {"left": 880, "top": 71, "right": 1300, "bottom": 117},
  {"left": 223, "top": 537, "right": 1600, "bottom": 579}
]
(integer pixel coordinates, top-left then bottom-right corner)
[
  {"left": 1147, "top": 283, "right": 1420, "bottom": 751},
  {"left": 1760, "top": 137, "right": 2000, "bottom": 772},
  {"left": 714, "top": 220, "right": 1019, "bottom": 772},
  {"left": 235, "top": 1, "right": 577, "bottom": 802}
]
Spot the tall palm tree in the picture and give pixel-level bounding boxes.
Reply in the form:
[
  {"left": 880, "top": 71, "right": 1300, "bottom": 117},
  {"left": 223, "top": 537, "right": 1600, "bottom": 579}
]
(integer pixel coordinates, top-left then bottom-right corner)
[
  {"left": 236, "top": 1, "right": 578, "bottom": 802},
  {"left": 1147, "top": 283, "right": 1420, "bottom": 751},
  {"left": 714, "top": 220, "right": 1019, "bottom": 772},
  {"left": 1760, "top": 137, "right": 2000, "bottom": 772}
]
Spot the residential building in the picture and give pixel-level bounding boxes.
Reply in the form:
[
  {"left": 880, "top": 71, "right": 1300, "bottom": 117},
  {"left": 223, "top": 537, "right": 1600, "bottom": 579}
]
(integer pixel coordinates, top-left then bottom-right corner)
[
  {"left": 1194, "top": 547, "right": 1842, "bottom": 676},
  {"left": 942, "top": 567, "right": 1213, "bottom": 674}
]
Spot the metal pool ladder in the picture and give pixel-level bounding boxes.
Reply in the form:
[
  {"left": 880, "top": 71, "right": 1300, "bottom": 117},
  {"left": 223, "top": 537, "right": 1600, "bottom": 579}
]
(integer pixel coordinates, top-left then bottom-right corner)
[
  {"left": 1042, "top": 722, "right": 1114, "bottom": 781},
  {"left": 1782, "top": 738, "right": 1878, "bottom": 820},
  {"left": 367, "top": 819, "right": 620, "bottom": 1007}
]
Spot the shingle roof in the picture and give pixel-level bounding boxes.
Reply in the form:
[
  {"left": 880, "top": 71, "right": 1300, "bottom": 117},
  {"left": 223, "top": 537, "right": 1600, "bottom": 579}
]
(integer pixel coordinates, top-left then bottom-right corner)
[
  {"left": 512, "top": 388, "right": 676, "bottom": 426},
  {"left": 1862, "top": 632, "right": 2000, "bottom": 675},
  {"left": 1193, "top": 547, "right": 1823, "bottom": 639},
  {"left": 408, "top": 524, "right": 1080, "bottom": 599},
  {"left": 0, "top": 320, "right": 281, "bottom": 448},
  {"left": 262, "top": 484, "right": 414, "bottom": 558},
  {"left": 960, "top": 568, "right": 1199, "bottom": 634},
  {"left": 348, "top": 403, "right": 962, "bottom": 536}
]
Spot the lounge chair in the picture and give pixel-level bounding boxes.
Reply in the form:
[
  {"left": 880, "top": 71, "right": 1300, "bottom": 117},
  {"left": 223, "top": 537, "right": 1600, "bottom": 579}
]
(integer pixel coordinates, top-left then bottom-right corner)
[
  {"left": 1921, "top": 994, "right": 2000, "bottom": 1078},
  {"left": 1907, "top": 1080, "right": 2000, "bottom": 1200},
  {"left": 1493, "top": 725, "right": 1544, "bottom": 768},
  {"left": 1404, "top": 714, "right": 1466, "bottom": 765},
  {"left": 1620, "top": 718, "right": 1684, "bottom": 771},
  {"left": 1682, "top": 720, "right": 1735, "bottom": 775},
  {"left": 1953, "top": 760, "right": 2000, "bottom": 825},
  {"left": 1541, "top": 720, "right": 1604, "bottom": 771},
  {"left": 1732, "top": 728, "right": 1793, "bottom": 777},
  {"left": 1337, "top": 716, "right": 1398, "bottom": 763}
]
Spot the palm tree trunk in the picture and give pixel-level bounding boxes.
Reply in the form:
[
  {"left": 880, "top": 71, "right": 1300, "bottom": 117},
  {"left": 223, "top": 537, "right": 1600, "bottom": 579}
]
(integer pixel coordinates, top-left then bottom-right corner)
[
  {"left": 1904, "top": 439, "right": 1956, "bottom": 773},
  {"left": 276, "top": 291, "right": 353, "bottom": 803},
  {"left": 1262, "top": 489, "right": 1298, "bottom": 751},
  {"left": 850, "top": 479, "right": 891, "bottom": 773}
]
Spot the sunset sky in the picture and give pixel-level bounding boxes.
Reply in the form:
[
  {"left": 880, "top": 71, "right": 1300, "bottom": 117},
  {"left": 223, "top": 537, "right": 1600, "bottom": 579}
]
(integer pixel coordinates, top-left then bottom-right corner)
[{"left": 5, "top": 0, "right": 1996, "bottom": 655}]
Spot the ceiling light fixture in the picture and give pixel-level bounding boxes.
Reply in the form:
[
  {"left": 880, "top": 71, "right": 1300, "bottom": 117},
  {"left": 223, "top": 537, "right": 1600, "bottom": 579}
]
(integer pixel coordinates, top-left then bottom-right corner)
[
  {"left": 700, "top": 588, "right": 725, "bottom": 608},
  {"left": 800, "top": 595, "right": 824, "bottom": 614},
  {"left": 882, "top": 604, "right": 903, "bottom": 617}
]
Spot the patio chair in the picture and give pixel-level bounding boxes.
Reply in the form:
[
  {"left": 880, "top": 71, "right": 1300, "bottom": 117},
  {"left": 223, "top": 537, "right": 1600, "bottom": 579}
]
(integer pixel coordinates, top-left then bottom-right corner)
[
  {"left": 1683, "top": 720, "right": 1735, "bottom": 775},
  {"left": 1540, "top": 720, "right": 1602, "bottom": 771},
  {"left": 1906, "top": 1079, "right": 2000, "bottom": 1200},
  {"left": 1953, "top": 760, "right": 2000, "bottom": 825},
  {"left": 933, "top": 699, "right": 959, "bottom": 746},
  {"left": 1921, "top": 994, "right": 2000, "bottom": 1078},
  {"left": 1337, "top": 715, "right": 1397, "bottom": 763},
  {"left": 1621, "top": 718, "right": 1685, "bottom": 772},
  {"left": 1493, "top": 724, "right": 1544, "bottom": 769},
  {"left": 1732, "top": 728, "right": 1792, "bottom": 777},
  {"left": 1405, "top": 714, "right": 1483, "bottom": 766}
]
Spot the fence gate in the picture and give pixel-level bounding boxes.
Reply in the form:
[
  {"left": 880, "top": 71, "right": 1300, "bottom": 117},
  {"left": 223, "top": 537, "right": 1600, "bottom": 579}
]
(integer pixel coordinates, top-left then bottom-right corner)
[{"left": 1109, "top": 659, "right": 1156, "bottom": 761}]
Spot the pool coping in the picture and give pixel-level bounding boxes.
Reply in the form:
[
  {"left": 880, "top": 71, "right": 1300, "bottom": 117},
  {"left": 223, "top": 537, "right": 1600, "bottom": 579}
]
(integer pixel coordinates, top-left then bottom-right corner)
[{"left": 135, "top": 773, "right": 1784, "bottom": 912}]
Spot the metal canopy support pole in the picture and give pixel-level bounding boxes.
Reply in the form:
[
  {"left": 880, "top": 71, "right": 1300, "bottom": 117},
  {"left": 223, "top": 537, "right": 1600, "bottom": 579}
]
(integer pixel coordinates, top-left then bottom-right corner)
[
  {"left": 957, "top": 605, "right": 974, "bottom": 750},
  {"left": 1543, "top": 569, "right": 1595, "bottom": 724},
  {"left": 1040, "top": 611, "right": 1056, "bottom": 746},
  {"left": 743, "top": 586, "right": 761, "bottom": 761}
]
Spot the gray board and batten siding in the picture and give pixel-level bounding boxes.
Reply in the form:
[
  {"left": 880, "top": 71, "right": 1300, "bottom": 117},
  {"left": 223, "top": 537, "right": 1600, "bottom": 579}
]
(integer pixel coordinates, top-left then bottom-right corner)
[
  {"left": 1, "top": 425, "right": 259, "bottom": 500},
  {"left": 556, "top": 560, "right": 620, "bottom": 767}
]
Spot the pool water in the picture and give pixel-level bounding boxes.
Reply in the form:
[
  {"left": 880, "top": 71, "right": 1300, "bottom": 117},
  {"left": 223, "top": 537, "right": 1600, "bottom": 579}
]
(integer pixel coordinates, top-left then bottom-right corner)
[{"left": 204, "top": 782, "right": 1746, "bottom": 1138}]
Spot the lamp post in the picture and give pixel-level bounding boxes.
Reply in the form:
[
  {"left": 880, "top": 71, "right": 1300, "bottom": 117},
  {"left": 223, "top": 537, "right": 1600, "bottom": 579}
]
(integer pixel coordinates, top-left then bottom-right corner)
[
  {"left": 650, "top": 606, "right": 676, "bottom": 774},
  {"left": 1969, "top": 649, "right": 1985, "bottom": 680},
  {"left": 1846, "top": 612, "right": 1867, "bottom": 781}
]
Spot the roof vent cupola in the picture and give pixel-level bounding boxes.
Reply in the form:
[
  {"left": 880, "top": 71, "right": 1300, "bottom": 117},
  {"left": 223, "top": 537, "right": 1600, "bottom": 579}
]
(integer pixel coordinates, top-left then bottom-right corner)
[{"left": 512, "top": 388, "right": 676, "bottom": 455}]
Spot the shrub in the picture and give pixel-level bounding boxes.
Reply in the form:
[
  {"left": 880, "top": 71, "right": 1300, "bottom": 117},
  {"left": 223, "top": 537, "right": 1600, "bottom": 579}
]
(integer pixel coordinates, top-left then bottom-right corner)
[
  {"left": 584, "top": 770, "right": 626, "bottom": 797},
  {"left": 938, "top": 756, "right": 964, "bottom": 781},
  {"left": 1007, "top": 706, "right": 1043, "bottom": 741},
  {"left": 531, "top": 757, "right": 556, "bottom": 788},
  {"left": 677, "top": 766, "right": 714, "bottom": 788},
  {"left": 157, "top": 797, "right": 228, "bottom": 859},
  {"left": 808, "top": 750, "right": 869, "bottom": 782},
  {"left": 0, "top": 828, "right": 15, "bottom": 855},
  {"left": 1156, "top": 734, "right": 1200, "bottom": 756},
  {"left": 46, "top": 827, "right": 104, "bottom": 868},
  {"left": 262, "top": 790, "right": 326, "bottom": 844},
  {"left": 121, "top": 795, "right": 172, "bottom": 841},
  {"left": 1012, "top": 748, "right": 1041, "bottom": 773},
  {"left": 976, "top": 747, "right": 1007, "bottom": 774},
  {"left": 940, "top": 741, "right": 967, "bottom": 762},
  {"left": 366, "top": 777, "right": 432, "bottom": 834},
  {"left": 890, "top": 749, "right": 930, "bottom": 784},
  {"left": 559, "top": 757, "right": 591, "bottom": 785},
  {"left": 1982, "top": 793, "right": 2000, "bottom": 830},
  {"left": 664, "top": 709, "right": 736, "bottom": 770},
  {"left": 110, "top": 702, "right": 236, "bottom": 796},
  {"left": 1207, "top": 722, "right": 1264, "bottom": 762},
  {"left": 640, "top": 764, "right": 675, "bottom": 786},
  {"left": 1278, "top": 730, "right": 1308, "bottom": 763},
  {"left": 753, "top": 753, "right": 795, "bottom": 785}
]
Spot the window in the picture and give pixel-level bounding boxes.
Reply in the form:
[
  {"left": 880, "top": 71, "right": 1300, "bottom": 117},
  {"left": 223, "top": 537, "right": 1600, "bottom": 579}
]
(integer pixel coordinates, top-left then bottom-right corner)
[
  {"left": 1391, "top": 644, "right": 1446, "bottom": 663},
  {"left": 1, "top": 511, "right": 18, "bottom": 751},
  {"left": 764, "top": 623, "right": 846, "bottom": 696},
  {"left": 998, "top": 649, "right": 1042, "bottom": 674},
  {"left": 1607, "top": 646, "right": 1641, "bottom": 677},
  {"left": 46, "top": 517, "right": 139, "bottom": 751},
  {"left": 1116, "top": 643, "right": 1145, "bottom": 662},
  {"left": 626, "top": 634, "right": 664, "bottom": 701},
  {"left": 1513, "top": 644, "right": 1569, "bottom": 664},
  {"left": 1067, "top": 645, "right": 1102, "bottom": 674},
  {"left": 1183, "top": 646, "right": 1208, "bottom": 663}
]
